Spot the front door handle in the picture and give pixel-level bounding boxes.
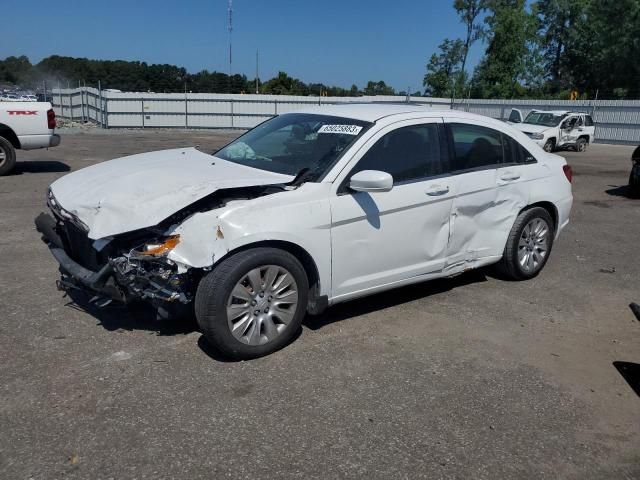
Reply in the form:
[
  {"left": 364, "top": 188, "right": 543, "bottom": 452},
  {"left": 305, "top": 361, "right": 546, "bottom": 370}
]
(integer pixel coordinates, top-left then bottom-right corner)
[
  {"left": 499, "top": 172, "right": 521, "bottom": 182},
  {"left": 426, "top": 185, "right": 450, "bottom": 196}
]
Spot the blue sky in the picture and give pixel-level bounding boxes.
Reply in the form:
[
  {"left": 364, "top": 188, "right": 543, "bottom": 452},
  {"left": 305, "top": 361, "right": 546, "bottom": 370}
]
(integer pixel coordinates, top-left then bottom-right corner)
[{"left": 2, "top": 0, "right": 485, "bottom": 92}]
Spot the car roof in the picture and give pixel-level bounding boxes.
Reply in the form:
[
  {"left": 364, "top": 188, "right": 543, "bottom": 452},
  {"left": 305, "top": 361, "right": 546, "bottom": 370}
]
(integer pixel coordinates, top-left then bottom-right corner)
[
  {"left": 530, "top": 110, "right": 590, "bottom": 115},
  {"left": 292, "top": 103, "right": 491, "bottom": 123}
]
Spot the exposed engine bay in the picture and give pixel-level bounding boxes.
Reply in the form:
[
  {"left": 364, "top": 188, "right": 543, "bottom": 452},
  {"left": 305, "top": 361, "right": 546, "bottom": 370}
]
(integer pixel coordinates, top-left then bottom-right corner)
[{"left": 37, "top": 184, "right": 288, "bottom": 307}]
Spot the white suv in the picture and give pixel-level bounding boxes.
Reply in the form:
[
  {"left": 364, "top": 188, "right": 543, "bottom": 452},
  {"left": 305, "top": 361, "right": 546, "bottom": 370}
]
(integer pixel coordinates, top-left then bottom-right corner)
[
  {"left": 36, "top": 105, "right": 573, "bottom": 359},
  {"left": 508, "top": 109, "right": 595, "bottom": 153}
]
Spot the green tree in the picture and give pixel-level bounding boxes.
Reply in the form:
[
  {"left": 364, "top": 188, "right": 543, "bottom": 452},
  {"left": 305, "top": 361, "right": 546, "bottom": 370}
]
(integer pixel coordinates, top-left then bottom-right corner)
[
  {"left": 0, "top": 55, "right": 33, "bottom": 84},
  {"left": 454, "top": 0, "right": 486, "bottom": 93},
  {"left": 261, "top": 71, "right": 309, "bottom": 95},
  {"left": 533, "top": 0, "right": 585, "bottom": 92},
  {"left": 471, "top": 0, "right": 536, "bottom": 98},
  {"left": 423, "top": 39, "right": 465, "bottom": 97},
  {"left": 363, "top": 80, "right": 395, "bottom": 95},
  {"left": 564, "top": 0, "right": 640, "bottom": 98}
]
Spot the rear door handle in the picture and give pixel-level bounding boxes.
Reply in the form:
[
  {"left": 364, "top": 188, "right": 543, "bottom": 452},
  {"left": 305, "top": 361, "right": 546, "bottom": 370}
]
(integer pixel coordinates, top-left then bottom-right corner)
[
  {"left": 499, "top": 172, "right": 521, "bottom": 181},
  {"left": 426, "top": 185, "right": 450, "bottom": 196}
]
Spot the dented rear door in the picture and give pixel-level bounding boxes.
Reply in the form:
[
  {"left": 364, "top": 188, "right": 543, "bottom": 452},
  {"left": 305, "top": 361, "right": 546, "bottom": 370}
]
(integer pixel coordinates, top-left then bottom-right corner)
[
  {"left": 444, "top": 120, "right": 505, "bottom": 269},
  {"left": 494, "top": 135, "right": 548, "bottom": 247}
]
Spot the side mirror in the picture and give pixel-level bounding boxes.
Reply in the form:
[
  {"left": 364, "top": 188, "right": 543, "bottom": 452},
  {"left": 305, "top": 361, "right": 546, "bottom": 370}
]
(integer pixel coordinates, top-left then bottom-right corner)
[{"left": 349, "top": 170, "right": 393, "bottom": 193}]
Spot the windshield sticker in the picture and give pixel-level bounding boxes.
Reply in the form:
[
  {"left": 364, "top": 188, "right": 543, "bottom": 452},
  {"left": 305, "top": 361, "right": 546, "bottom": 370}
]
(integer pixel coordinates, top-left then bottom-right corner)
[{"left": 318, "top": 124, "right": 363, "bottom": 136}]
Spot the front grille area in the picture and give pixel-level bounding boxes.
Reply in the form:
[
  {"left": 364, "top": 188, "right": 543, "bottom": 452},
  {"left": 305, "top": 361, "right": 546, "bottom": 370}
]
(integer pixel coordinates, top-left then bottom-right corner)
[{"left": 57, "top": 221, "right": 103, "bottom": 271}]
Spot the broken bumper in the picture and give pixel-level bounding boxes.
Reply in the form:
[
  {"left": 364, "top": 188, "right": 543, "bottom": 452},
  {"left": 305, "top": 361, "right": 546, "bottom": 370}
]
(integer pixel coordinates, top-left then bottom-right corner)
[{"left": 35, "top": 212, "right": 190, "bottom": 304}]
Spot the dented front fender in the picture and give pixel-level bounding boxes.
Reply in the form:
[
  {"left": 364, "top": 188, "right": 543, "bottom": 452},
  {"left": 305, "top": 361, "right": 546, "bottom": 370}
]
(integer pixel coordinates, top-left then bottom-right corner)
[{"left": 166, "top": 183, "right": 334, "bottom": 297}]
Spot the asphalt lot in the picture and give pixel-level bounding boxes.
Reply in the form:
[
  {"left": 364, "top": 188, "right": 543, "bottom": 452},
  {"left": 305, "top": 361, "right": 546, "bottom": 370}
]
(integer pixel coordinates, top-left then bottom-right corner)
[{"left": 1, "top": 128, "right": 639, "bottom": 479}]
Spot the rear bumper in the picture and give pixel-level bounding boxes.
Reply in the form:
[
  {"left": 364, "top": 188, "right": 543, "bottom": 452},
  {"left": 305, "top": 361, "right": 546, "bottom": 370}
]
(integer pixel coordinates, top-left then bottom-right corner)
[
  {"left": 555, "top": 194, "right": 573, "bottom": 238},
  {"left": 18, "top": 133, "right": 61, "bottom": 150}
]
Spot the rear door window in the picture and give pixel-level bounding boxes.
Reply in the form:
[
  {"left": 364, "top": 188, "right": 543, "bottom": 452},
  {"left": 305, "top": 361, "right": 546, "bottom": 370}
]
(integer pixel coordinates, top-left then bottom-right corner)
[
  {"left": 502, "top": 135, "right": 536, "bottom": 165},
  {"left": 449, "top": 123, "right": 504, "bottom": 171},
  {"left": 585, "top": 115, "right": 594, "bottom": 127}
]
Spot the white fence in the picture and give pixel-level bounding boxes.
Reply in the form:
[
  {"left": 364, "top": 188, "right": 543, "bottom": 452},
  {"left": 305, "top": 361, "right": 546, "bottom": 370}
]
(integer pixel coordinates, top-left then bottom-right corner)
[{"left": 51, "top": 87, "right": 640, "bottom": 145}]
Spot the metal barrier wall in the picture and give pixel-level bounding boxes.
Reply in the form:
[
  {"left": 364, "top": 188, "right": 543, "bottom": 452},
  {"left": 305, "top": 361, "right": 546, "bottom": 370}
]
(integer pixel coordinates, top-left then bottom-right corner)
[{"left": 51, "top": 87, "right": 640, "bottom": 145}]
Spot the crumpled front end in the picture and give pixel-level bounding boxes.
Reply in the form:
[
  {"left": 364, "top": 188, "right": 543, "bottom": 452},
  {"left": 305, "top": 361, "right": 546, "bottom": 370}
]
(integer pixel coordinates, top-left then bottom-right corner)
[{"left": 35, "top": 207, "right": 195, "bottom": 307}]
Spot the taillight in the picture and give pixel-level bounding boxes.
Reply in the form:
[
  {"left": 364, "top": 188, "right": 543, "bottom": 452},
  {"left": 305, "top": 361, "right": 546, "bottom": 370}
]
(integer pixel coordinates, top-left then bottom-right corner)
[
  {"left": 47, "top": 109, "right": 56, "bottom": 129},
  {"left": 563, "top": 164, "right": 573, "bottom": 183}
]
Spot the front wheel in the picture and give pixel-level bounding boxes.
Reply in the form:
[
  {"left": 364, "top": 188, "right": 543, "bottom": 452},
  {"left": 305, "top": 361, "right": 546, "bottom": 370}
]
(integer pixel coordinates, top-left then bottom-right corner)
[
  {"left": 195, "top": 248, "right": 309, "bottom": 359},
  {"left": 496, "top": 207, "right": 555, "bottom": 280}
]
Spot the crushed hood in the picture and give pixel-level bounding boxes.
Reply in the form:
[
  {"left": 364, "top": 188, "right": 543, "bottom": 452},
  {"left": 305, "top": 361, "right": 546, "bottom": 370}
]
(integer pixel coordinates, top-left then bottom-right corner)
[
  {"left": 49, "top": 147, "right": 293, "bottom": 239},
  {"left": 512, "top": 123, "right": 551, "bottom": 134}
]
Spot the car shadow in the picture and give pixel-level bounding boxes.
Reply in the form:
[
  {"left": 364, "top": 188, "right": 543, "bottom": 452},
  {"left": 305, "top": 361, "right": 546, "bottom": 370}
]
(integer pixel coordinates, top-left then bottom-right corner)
[
  {"left": 304, "top": 270, "right": 488, "bottom": 331},
  {"left": 605, "top": 184, "right": 639, "bottom": 199},
  {"left": 10, "top": 160, "right": 71, "bottom": 175},
  {"left": 64, "top": 289, "right": 197, "bottom": 336},
  {"left": 196, "top": 327, "right": 303, "bottom": 363},
  {"left": 353, "top": 192, "right": 381, "bottom": 229},
  {"left": 63, "top": 270, "right": 487, "bottom": 361},
  {"left": 613, "top": 362, "right": 640, "bottom": 397}
]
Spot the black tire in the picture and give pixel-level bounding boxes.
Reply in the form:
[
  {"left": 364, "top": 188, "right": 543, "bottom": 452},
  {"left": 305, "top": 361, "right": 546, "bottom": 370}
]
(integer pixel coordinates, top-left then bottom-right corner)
[
  {"left": 543, "top": 138, "right": 555, "bottom": 153},
  {"left": 496, "top": 207, "right": 555, "bottom": 281},
  {"left": 575, "top": 137, "right": 588, "bottom": 152},
  {"left": 0, "top": 136, "right": 16, "bottom": 176},
  {"left": 195, "top": 247, "right": 309, "bottom": 359},
  {"left": 630, "top": 171, "right": 640, "bottom": 198}
]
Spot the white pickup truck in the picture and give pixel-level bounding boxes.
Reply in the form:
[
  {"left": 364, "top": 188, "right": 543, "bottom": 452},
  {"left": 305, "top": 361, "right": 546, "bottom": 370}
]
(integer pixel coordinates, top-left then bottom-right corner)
[
  {"left": 0, "top": 102, "right": 61, "bottom": 175},
  {"left": 507, "top": 109, "right": 595, "bottom": 153}
]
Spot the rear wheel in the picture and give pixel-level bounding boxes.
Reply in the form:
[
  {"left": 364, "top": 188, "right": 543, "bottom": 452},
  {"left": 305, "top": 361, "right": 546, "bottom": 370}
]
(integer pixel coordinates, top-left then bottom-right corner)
[
  {"left": 496, "top": 207, "right": 555, "bottom": 280},
  {"left": 195, "top": 248, "right": 309, "bottom": 359},
  {"left": 0, "top": 136, "right": 16, "bottom": 176},
  {"left": 575, "top": 137, "right": 588, "bottom": 152},
  {"left": 543, "top": 138, "right": 555, "bottom": 153}
]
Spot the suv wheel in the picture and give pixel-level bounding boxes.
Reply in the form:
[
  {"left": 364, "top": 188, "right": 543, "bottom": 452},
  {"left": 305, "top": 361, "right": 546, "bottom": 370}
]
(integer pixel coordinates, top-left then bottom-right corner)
[
  {"left": 0, "top": 136, "right": 16, "bottom": 176},
  {"left": 195, "top": 247, "right": 309, "bottom": 359},
  {"left": 496, "top": 207, "right": 555, "bottom": 280},
  {"left": 575, "top": 137, "right": 588, "bottom": 152},
  {"left": 543, "top": 138, "right": 555, "bottom": 153}
]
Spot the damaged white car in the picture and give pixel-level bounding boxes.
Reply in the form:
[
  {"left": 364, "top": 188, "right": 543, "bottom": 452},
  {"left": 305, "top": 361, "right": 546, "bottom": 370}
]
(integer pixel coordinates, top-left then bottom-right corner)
[{"left": 36, "top": 105, "right": 573, "bottom": 359}]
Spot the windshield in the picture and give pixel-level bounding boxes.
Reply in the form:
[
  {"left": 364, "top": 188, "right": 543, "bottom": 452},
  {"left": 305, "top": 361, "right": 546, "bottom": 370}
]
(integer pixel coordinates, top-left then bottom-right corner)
[
  {"left": 523, "top": 112, "right": 565, "bottom": 127},
  {"left": 215, "top": 113, "right": 371, "bottom": 181}
]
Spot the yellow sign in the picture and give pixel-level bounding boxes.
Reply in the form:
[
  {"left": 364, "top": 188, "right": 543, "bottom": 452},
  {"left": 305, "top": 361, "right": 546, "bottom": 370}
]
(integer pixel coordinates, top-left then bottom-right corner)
[{"left": 570, "top": 90, "right": 579, "bottom": 100}]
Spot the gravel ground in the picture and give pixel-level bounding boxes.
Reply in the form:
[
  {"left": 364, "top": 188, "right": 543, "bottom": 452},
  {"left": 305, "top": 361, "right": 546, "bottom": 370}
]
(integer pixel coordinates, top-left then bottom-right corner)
[{"left": 0, "top": 129, "right": 639, "bottom": 479}]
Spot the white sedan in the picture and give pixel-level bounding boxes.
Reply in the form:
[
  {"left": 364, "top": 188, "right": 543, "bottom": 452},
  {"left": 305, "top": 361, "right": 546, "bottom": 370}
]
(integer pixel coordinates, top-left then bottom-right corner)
[{"left": 36, "top": 104, "right": 573, "bottom": 359}]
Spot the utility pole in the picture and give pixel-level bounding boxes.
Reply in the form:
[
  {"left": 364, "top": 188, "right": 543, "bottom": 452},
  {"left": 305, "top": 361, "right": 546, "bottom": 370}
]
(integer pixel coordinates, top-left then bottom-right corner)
[
  {"left": 228, "top": 0, "right": 233, "bottom": 94},
  {"left": 255, "top": 49, "right": 259, "bottom": 94}
]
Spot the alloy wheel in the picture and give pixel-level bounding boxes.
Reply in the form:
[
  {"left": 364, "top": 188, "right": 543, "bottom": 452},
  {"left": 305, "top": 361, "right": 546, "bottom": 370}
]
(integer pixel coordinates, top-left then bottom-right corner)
[
  {"left": 518, "top": 218, "right": 550, "bottom": 273},
  {"left": 226, "top": 265, "right": 299, "bottom": 346}
]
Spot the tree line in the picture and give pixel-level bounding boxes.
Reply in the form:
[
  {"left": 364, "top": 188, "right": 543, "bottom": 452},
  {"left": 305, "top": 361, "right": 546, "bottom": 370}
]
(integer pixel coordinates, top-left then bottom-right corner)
[
  {"left": 424, "top": 0, "right": 640, "bottom": 100},
  {"left": 0, "top": 55, "right": 398, "bottom": 97}
]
